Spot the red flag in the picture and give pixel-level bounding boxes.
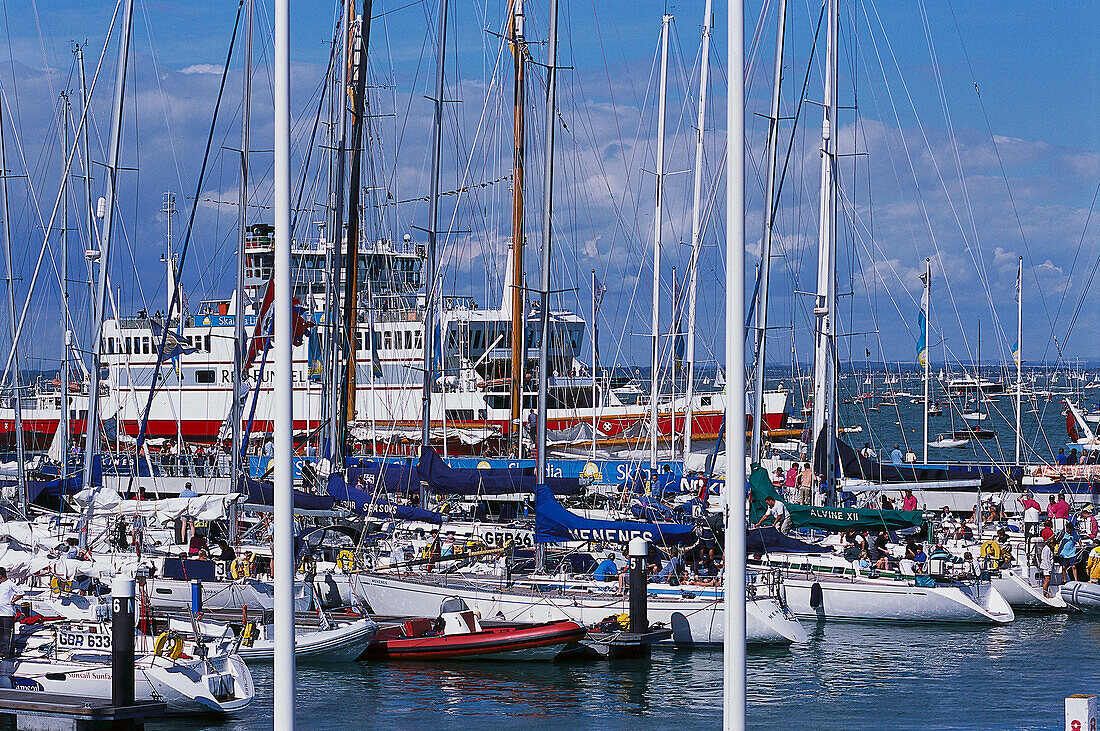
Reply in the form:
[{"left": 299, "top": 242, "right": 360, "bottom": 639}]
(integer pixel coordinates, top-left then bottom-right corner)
[
  {"left": 243, "top": 276, "right": 275, "bottom": 370},
  {"left": 291, "top": 297, "right": 313, "bottom": 346},
  {"left": 1068, "top": 409, "right": 1080, "bottom": 442}
]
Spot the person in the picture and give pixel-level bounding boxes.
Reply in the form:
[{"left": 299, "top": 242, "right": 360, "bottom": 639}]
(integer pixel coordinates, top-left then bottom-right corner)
[
  {"left": 1020, "top": 493, "right": 1042, "bottom": 542},
  {"left": 1040, "top": 538, "right": 1057, "bottom": 597},
  {"left": 871, "top": 531, "right": 890, "bottom": 570},
  {"left": 754, "top": 495, "right": 791, "bottom": 534},
  {"left": 913, "top": 544, "right": 928, "bottom": 573},
  {"left": 215, "top": 540, "right": 236, "bottom": 564},
  {"left": 797, "top": 463, "right": 815, "bottom": 505},
  {"left": 860, "top": 443, "right": 874, "bottom": 459},
  {"left": 1088, "top": 543, "right": 1100, "bottom": 583},
  {"left": 784, "top": 464, "right": 798, "bottom": 492},
  {"left": 1040, "top": 519, "right": 1055, "bottom": 543},
  {"left": 1056, "top": 448, "right": 1067, "bottom": 466},
  {"left": 0, "top": 568, "right": 23, "bottom": 659},
  {"left": 180, "top": 481, "right": 198, "bottom": 498},
  {"left": 890, "top": 444, "right": 904, "bottom": 465},
  {"left": 1068, "top": 448, "right": 1080, "bottom": 466},
  {"left": 1080, "top": 507, "right": 1099, "bottom": 540},
  {"left": 441, "top": 533, "right": 455, "bottom": 558},
  {"left": 1058, "top": 527, "right": 1080, "bottom": 581},
  {"left": 655, "top": 548, "right": 685, "bottom": 584},
  {"left": 880, "top": 494, "right": 895, "bottom": 511},
  {"left": 962, "top": 551, "right": 982, "bottom": 578},
  {"left": 425, "top": 529, "right": 442, "bottom": 573},
  {"left": 772, "top": 468, "right": 786, "bottom": 488},
  {"left": 594, "top": 553, "right": 620, "bottom": 582},
  {"left": 904, "top": 448, "right": 917, "bottom": 464},
  {"left": 1051, "top": 494, "right": 1071, "bottom": 521},
  {"left": 902, "top": 489, "right": 918, "bottom": 512},
  {"left": 263, "top": 437, "right": 275, "bottom": 458},
  {"left": 980, "top": 530, "right": 1012, "bottom": 569}
]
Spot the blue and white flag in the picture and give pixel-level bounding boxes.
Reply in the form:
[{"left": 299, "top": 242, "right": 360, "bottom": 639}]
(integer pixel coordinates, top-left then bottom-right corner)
[
  {"left": 593, "top": 276, "right": 607, "bottom": 312},
  {"left": 149, "top": 318, "right": 197, "bottom": 361},
  {"left": 916, "top": 274, "right": 928, "bottom": 367},
  {"left": 1012, "top": 340, "right": 1020, "bottom": 366}
]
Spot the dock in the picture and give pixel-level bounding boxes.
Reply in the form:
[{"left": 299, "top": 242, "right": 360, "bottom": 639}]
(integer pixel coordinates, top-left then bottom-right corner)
[{"left": 0, "top": 689, "right": 165, "bottom": 731}]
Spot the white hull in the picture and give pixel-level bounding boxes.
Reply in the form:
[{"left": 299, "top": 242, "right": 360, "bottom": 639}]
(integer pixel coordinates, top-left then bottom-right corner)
[
  {"left": 775, "top": 575, "right": 1013, "bottom": 624},
  {"left": 990, "top": 567, "right": 1067, "bottom": 610},
  {"left": 145, "top": 577, "right": 313, "bottom": 613},
  {"left": 176, "top": 615, "right": 379, "bottom": 663},
  {"left": 357, "top": 573, "right": 806, "bottom": 646}
]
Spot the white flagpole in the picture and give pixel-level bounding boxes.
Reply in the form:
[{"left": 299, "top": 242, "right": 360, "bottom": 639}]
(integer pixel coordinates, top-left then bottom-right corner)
[
  {"left": 724, "top": 0, "right": 746, "bottom": 727},
  {"left": 273, "top": 0, "right": 296, "bottom": 724}
]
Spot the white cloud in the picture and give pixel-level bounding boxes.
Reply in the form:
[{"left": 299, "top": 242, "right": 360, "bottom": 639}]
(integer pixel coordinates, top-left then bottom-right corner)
[{"left": 179, "top": 64, "right": 222, "bottom": 76}]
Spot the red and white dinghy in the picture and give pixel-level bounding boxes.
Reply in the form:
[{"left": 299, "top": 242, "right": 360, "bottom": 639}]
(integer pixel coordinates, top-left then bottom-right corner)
[{"left": 365, "top": 599, "right": 586, "bottom": 661}]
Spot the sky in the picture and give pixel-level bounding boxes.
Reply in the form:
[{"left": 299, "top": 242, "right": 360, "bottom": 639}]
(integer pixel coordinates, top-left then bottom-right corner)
[{"left": 1, "top": 0, "right": 1099, "bottom": 379}]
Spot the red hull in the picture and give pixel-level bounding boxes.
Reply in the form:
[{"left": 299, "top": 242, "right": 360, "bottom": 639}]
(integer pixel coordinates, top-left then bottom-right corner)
[{"left": 365, "top": 620, "right": 586, "bottom": 660}]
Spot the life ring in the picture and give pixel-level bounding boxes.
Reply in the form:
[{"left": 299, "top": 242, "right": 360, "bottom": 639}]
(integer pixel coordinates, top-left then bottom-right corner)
[
  {"left": 153, "top": 632, "right": 184, "bottom": 660},
  {"left": 336, "top": 550, "right": 356, "bottom": 574},
  {"left": 230, "top": 557, "right": 252, "bottom": 580}
]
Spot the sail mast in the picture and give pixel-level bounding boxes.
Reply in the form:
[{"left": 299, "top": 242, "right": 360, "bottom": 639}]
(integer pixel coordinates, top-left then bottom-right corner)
[
  {"left": 649, "top": 13, "right": 671, "bottom": 474},
  {"left": 723, "top": 0, "right": 747, "bottom": 724},
  {"left": 232, "top": 0, "right": 253, "bottom": 499},
  {"left": 1015, "top": 256, "right": 1023, "bottom": 463},
  {"left": 60, "top": 92, "right": 71, "bottom": 486},
  {"left": 536, "top": 0, "right": 560, "bottom": 493},
  {"left": 422, "top": 0, "right": 448, "bottom": 451},
  {"left": 508, "top": 0, "right": 527, "bottom": 458},
  {"left": 342, "top": 0, "right": 372, "bottom": 435},
  {"left": 750, "top": 0, "right": 787, "bottom": 464},
  {"left": 922, "top": 258, "right": 930, "bottom": 463},
  {"left": 810, "top": 0, "right": 838, "bottom": 502},
  {"left": 80, "top": 0, "right": 135, "bottom": 547},
  {"left": 0, "top": 88, "right": 26, "bottom": 513}
]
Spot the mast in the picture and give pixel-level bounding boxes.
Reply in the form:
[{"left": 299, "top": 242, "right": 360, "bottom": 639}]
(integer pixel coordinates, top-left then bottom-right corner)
[
  {"left": 508, "top": 0, "right": 527, "bottom": 458},
  {"left": 684, "top": 0, "right": 713, "bottom": 460},
  {"left": 422, "top": 0, "right": 448, "bottom": 450},
  {"left": 326, "top": 0, "right": 352, "bottom": 462},
  {"left": 921, "top": 258, "right": 930, "bottom": 463},
  {"left": 591, "top": 268, "right": 598, "bottom": 461},
  {"left": 77, "top": 48, "right": 96, "bottom": 313},
  {"left": 232, "top": 0, "right": 253, "bottom": 497},
  {"left": 1015, "top": 255, "right": 1023, "bottom": 463},
  {"left": 80, "top": 0, "right": 135, "bottom": 549},
  {"left": 810, "top": 0, "right": 838, "bottom": 502},
  {"left": 162, "top": 191, "right": 182, "bottom": 456},
  {"left": 0, "top": 88, "right": 26, "bottom": 513},
  {"left": 649, "top": 13, "right": 671, "bottom": 474},
  {"left": 749, "top": 0, "right": 786, "bottom": 464},
  {"left": 724, "top": 0, "right": 746, "bottom": 724},
  {"left": 60, "top": 93, "right": 71, "bottom": 485},
  {"left": 273, "top": 0, "right": 297, "bottom": 714},
  {"left": 341, "top": 0, "right": 373, "bottom": 435},
  {"left": 536, "top": 0, "right": 560, "bottom": 493}
]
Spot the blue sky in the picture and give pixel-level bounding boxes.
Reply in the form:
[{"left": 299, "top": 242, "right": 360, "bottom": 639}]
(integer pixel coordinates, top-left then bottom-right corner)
[{"left": 0, "top": 0, "right": 1099, "bottom": 378}]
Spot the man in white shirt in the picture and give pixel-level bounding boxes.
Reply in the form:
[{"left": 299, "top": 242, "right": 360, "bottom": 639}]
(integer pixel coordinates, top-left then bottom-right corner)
[
  {"left": 0, "top": 567, "right": 24, "bottom": 658},
  {"left": 754, "top": 496, "right": 792, "bottom": 534}
]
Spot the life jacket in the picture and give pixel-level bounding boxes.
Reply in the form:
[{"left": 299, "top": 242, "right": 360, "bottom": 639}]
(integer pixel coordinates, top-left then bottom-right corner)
[{"left": 1088, "top": 547, "right": 1100, "bottom": 582}]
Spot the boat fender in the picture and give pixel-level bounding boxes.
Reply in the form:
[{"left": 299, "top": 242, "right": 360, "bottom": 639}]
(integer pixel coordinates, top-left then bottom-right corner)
[
  {"left": 298, "top": 556, "right": 316, "bottom": 575},
  {"left": 809, "top": 582, "right": 823, "bottom": 609},
  {"left": 153, "top": 631, "right": 184, "bottom": 660},
  {"left": 49, "top": 576, "right": 72, "bottom": 595},
  {"left": 336, "top": 550, "right": 356, "bottom": 574}
]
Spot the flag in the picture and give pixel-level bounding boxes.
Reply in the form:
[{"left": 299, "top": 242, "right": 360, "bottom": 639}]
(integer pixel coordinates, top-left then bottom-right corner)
[
  {"left": 244, "top": 276, "right": 276, "bottom": 370},
  {"left": 148, "top": 318, "right": 197, "bottom": 360},
  {"left": 1068, "top": 409, "right": 1080, "bottom": 442},
  {"left": 1012, "top": 340, "right": 1020, "bottom": 367},
  {"left": 291, "top": 298, "right": 313, "bottom": 346},
  {"left": 1015, "top": 266, "right": 1021, "bottom": 304},
  {"left": 916, "top": 283, "right": 928, "bottom": 367},
  {"left": 307, "top": 328, "right": 323, "bottom": 382},
  {"left": 593, "top": 276, "right": 607, "bottom": 313}
]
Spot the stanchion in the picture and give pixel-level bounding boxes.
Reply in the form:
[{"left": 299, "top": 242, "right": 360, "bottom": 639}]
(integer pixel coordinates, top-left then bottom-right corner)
[{"left": 628, "top": 537, "right": 648, "bottom": 632}]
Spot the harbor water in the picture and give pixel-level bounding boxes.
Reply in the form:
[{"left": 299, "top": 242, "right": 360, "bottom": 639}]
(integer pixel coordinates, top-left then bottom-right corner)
[{"left": 144, "top": 613, "right": 1100, "bottom": 730}]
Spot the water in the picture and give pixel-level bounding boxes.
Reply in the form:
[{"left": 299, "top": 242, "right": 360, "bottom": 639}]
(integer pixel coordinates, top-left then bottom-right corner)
[{"left": 139, "top": 613, "right": 1100, "bottom": 730}]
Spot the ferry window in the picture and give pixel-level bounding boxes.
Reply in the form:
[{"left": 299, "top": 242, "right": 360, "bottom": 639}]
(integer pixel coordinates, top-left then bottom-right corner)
[
  {"left": 372, "top": 332, "right": 382, "bottom": 351},
  {"left": 472, "top": 329, "right": 482, "bottom": 350},
  {"left": 404, "top": 331, "right": 413, "bottom": 349},
  {"left": 143, "top": 337, "right": 151, "bottom": 354},
  {"left": 355, "top": 332, "right": 363, "bottom": 351},
  {"left": 384, "top": 331, "right": 392, "bottom": 350},
  {"left": 700, "top": 396, "right": 712, "bottom": 407},
  {"left": 205, "top": 335, "right": 212, "bottom": 352},
  {"left": 195, "top": 370, "right": 216, "bottom": 384},
  {"left": 414, "top": 331, "right": 423, "bottom": 349}
]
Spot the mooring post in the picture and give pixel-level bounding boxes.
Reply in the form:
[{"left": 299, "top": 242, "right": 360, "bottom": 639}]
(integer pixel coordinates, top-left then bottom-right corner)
[
  {"left": 629, "top": 537, "right": 649, "bottom": 633},
  {"left": 112, "top": 576, "right": 135, "bottom": 708}
]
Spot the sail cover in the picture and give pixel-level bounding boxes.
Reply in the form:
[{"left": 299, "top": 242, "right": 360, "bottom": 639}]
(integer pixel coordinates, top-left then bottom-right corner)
[
  {"left": 748, "top": 465, "right": 924, "bottom": 532},
  {"left": 534, "top": 483, "right": 695, "bottom": 546}
]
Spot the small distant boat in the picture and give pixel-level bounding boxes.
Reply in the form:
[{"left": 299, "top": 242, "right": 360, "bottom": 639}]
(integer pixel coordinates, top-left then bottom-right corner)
[
  {"left": 865, "top": 405, "right": 880, "bottom": 413},
  {"left": 961, "top": 411, "right": 987, "bottom": 422},
  {"left": 839, "top": 425, "right": 863, "bottom": 434},
  {"left": 929, "top": 435, "right": 969, "bottom": 449},
  {"left": 952, "top": 428, "right": 995, "bottom": 440},
  {"left": 927, "top": 404, "right": 943, "bottom": 415}
]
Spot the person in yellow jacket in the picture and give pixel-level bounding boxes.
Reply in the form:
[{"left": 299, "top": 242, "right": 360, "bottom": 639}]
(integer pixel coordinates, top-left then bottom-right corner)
[{"left": 1087, "top": 545, "right": 1100, "bottom": 583}]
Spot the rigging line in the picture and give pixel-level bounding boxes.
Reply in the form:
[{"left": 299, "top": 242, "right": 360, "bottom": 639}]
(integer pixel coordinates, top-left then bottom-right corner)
[{"left": 131, "top": 0, "right": 245, "bottom": 461}]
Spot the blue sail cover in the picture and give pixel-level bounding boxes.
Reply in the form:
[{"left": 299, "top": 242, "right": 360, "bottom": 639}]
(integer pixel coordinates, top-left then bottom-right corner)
[
  {"left": 534, "top": 483, "right": 695, "bottom": 546},
  {"left": 343, "top": 448, "right": 582, "bottom": 496},
  {"left": 327, "top": 474, "right": 444, "bottom": 523},
  {"left": 239, "top": 475, "right": 335, "bottom": 511}
]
